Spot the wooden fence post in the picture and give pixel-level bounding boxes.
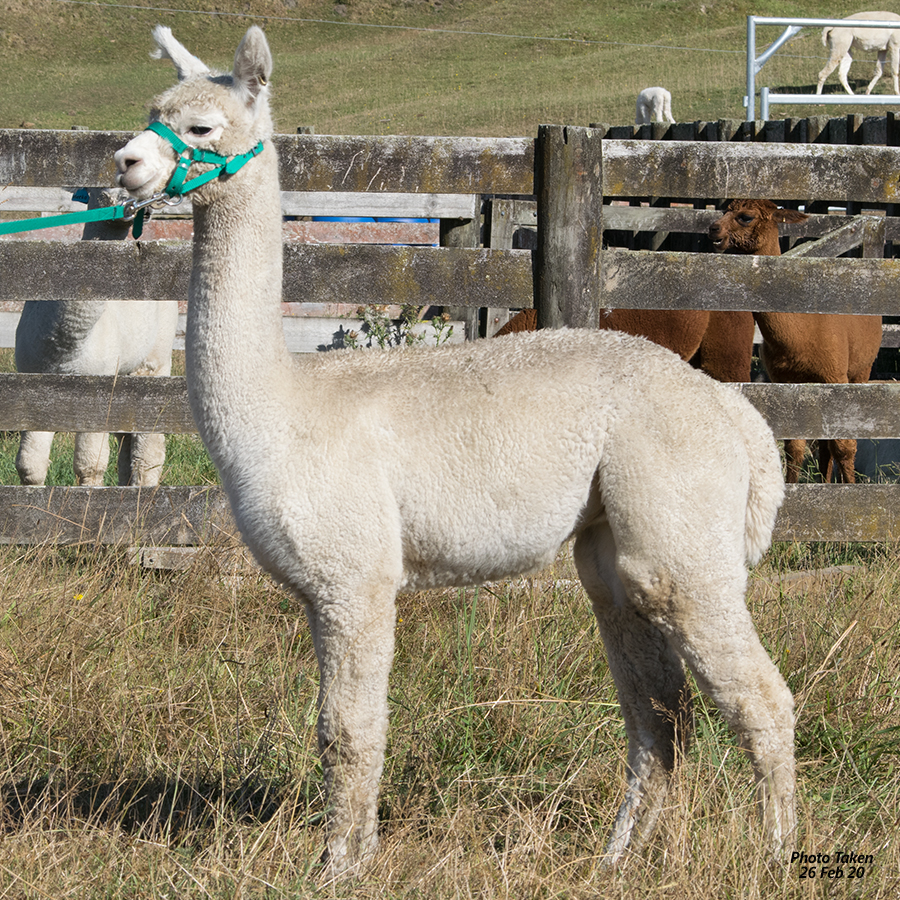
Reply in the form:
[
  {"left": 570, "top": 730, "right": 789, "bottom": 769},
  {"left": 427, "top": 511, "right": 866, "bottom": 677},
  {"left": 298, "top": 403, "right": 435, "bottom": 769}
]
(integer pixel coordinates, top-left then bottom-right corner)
[
  {"left": 534, "top": 125, "right": 603, "bottom": 330},
  {"left": 440, "top": 214, "right": 481, "bottom": 340}
]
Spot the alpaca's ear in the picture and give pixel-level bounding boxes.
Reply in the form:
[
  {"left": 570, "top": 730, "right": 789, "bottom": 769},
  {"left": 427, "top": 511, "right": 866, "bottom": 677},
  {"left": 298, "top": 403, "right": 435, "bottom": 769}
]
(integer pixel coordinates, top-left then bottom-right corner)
[
  {"left": 151, "top": 25, "right": 210, "bottom": 80},
  {"left": 233, "top": 26, "right": 273, "bottom": 105},
  {"left": 774, "top": 208, "right": 809, "bottom": 224}
]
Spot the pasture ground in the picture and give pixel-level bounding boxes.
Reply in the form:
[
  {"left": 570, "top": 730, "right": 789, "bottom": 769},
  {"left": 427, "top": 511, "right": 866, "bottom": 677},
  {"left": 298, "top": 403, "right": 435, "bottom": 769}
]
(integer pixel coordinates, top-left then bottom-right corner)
[{"left": 0, "top": 538, "right": 897, "bottom": 897}]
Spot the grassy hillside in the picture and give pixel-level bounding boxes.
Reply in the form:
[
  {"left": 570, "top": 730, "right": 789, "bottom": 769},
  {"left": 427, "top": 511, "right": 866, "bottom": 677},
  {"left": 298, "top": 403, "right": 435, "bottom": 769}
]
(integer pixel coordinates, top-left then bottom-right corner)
[{"left": 2, "top": 0, "right": 898, "bottom": 136}]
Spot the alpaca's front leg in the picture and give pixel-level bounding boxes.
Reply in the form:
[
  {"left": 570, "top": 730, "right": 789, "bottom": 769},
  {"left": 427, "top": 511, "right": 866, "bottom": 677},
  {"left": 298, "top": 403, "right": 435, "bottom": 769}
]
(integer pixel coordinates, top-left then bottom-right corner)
[
  {"left": 15, "top": 431, "right": 54, "bottom": 485},
  {"left": 306, "top": 589, "right": 397, "bottom": 877}
]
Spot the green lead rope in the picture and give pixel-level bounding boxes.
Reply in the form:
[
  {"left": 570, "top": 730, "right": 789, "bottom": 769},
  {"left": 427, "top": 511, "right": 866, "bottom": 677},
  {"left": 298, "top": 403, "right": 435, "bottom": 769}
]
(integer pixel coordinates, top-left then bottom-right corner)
[{"left": 0, "top": 203, "right": 134, "bottom": 236}]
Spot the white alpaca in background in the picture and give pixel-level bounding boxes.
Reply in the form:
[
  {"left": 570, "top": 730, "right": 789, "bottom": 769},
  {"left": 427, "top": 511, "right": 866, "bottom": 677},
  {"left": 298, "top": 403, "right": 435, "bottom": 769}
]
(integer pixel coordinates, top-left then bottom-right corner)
[
  {"left": 114, "top": 26, "right": 795, "bottom": 876},
  {"left": 816, "top": 11, "right": 900, "bottom": 95},
  {"left": 15, "top": 296, "right": 177, "bottom": 485},
  {"left": 635, "top": 86, "right": 675, "bottom": 124}
]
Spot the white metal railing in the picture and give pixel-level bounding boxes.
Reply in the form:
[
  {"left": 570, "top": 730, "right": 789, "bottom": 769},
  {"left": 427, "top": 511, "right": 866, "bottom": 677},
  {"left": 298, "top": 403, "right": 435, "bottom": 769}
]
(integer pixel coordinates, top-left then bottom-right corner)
[
  {"left": 746, "top": 15, "right": 900, "bottom": 121},
  {"left": 759, "top": 87, "right": 900, "bottom": 120}
]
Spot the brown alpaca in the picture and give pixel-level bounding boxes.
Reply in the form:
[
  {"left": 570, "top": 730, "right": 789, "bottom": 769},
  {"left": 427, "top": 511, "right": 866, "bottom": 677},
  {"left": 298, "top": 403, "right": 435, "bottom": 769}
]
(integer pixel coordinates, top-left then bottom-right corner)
[
  {"left": 709, "top": 199, "right": 883, "bottom": 483},
  {"left": 495, "top": 307, "right": 754, "bottom": 383}
]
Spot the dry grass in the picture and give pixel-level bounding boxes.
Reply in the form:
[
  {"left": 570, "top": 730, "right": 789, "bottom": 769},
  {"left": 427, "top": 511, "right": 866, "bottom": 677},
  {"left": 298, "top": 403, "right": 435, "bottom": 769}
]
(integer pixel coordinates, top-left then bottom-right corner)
[{"left": 0, "top": 540, "right": 897, "bottom": 897}]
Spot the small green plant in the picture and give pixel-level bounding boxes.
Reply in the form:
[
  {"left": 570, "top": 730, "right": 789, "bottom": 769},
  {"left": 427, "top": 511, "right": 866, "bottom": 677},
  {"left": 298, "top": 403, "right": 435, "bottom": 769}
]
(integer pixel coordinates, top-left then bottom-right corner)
[{"left": 343, "top": 304, "right": 454, "bottom": 349}]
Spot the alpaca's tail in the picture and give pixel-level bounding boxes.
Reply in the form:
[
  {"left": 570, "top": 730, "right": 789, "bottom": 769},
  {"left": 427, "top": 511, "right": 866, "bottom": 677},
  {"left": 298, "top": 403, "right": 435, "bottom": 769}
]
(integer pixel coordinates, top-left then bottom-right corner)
[
  {"left": 822, "top": 26, "right": 833, "bottom": 48},
  {"left": 720, "top": 385, "right": 785, "bottom": 566}
]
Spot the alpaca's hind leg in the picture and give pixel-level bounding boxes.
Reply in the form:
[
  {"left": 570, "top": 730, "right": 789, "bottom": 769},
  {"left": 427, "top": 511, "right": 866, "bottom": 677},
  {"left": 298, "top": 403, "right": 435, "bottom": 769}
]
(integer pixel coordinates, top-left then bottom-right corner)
[
  {"left": 305, "top": 589, "right": 397, "bottom": 877},
  {"left": 15, "top": 431, "right": 54, "bottom": 486},
  {"left": 116, "top": 432, "right": 166, "bottom": 486},
  {"left": 817, "top": 50, "right": 845, "bottom": 93},
  {"left": 838, "top": 52, "right": 855, "bottom": 94},
  {"left": 821, "top": 437, "right": 857, "bottom": 483},
  {"left": 73, "top": 432, "right": 110, "bottom": 485},
  {"left": 665, "top": 598, "right": 796, "bottom": 856},
  {"left": 573, "top": 524, "right": 692, "bottom": 865}
]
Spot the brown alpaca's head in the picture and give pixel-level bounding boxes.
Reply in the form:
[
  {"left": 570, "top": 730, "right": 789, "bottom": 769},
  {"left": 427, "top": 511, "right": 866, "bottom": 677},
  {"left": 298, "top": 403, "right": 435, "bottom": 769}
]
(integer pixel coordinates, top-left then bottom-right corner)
[{"left": 708, "top": 199, "right": 808, "bottom": 256}]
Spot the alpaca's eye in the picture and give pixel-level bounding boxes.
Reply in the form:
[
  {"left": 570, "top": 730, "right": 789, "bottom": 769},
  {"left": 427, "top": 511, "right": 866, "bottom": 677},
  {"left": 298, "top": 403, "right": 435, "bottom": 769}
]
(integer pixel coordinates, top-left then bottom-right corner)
[
  {"left": 737, "top": 214, "right": 754, "bottom": 225},
  {"left": 189, "top": 125, "right": 213, "bottom": 137}
]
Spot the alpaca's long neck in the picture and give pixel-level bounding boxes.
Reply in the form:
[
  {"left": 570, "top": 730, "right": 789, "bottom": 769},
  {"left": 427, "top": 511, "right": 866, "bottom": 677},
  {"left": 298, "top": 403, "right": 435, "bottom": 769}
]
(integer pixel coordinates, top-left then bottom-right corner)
[{"left": 184, "top": 144, "right": 291, "bottom": 468}]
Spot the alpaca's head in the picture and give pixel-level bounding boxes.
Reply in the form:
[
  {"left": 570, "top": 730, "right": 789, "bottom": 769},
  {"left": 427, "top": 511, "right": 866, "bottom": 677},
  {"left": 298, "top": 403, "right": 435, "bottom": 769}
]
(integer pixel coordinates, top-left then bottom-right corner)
[
  {"left": 708, "top": 199, "right": 808, "bottom": 256},
  {"left": 115, "top": 26, "right": 273, "bottom": 201}
]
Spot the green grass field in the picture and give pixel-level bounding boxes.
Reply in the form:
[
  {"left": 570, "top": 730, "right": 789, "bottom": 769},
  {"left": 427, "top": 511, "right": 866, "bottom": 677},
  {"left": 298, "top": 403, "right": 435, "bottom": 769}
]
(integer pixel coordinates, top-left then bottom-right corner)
[
  {"left": 2, "top": 1, "right": 900, "bottom": 895},
  {"left": 2, "top": 0, "right": 897, "bottom": 136}
]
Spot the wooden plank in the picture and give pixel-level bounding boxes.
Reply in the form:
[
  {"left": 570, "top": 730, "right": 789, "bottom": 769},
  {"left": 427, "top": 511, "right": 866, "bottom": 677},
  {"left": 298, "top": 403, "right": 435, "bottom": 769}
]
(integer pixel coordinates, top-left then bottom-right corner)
[
  {"left": 0, "top": 186, "right": 84, "bottom": 212},
  {"left": 0, "top": 241, "right": 534, "bottom": 308},
  {"left": 0, "top": 130, "right": 535, "bottom": 196},
  {"left": 1, "top": 377, "right": 898, "bottom": 439},
  {"left": 600, "top": 248, "right": 900, "bottom": 315},
  {"left": 275, "top": 134, "right": 534, "bottom": 195},
  {"left": 485, "top": 198, "right": 538, "bottom": 334},
  {"left": 601, "top": 139, "right": 900, "bottom": 204},
  {"left": 566, "top": 204, "right": 900, "bottom": 244},
  {"left": 0, "top": 485, "right": 235, "bottom": 546},
  {"left": 281, "top": 245, "right": 531, "bottom": 309},
  {"left": 0, "top": 483, "right": 897, "bottom": 546},
  {"left": 738, "top": 383, "right": 900, "bottom": 439},
  {"left": 0, "top": 129, "right": 129, "bottom": 188},
  {"left": 774, "top": 484, "right": 900, "bottom": 542},
  {"left": 0, "top": 374, "right": 194, "bottom": 433},
  {"left": 2, "top": 186, "right": 476, "bottom": 221},
  {"left": 782, "top": 216, "right": 884, "bottom": 258},
  {"left": 280, "top": 191, "right": 477, "bottom": 219},
  {"left": 8, "top": 128, "right": 900, "bottom": 207},
  {"left": 438, "top": 209, "right": 483, "bottom": 341}
]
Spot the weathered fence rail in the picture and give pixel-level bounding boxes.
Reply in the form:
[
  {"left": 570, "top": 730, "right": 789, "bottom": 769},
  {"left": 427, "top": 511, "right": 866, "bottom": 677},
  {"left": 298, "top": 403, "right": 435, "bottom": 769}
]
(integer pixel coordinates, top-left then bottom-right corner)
[{"left": 3, "top": 117, "right": 900, "bottom": 546}]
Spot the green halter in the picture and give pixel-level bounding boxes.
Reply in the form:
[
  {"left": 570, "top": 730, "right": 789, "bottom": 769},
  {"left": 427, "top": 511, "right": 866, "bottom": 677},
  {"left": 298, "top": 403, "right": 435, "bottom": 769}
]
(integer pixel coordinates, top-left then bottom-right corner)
[
  {"left": 146, "top": 121, "right": 264, "bottom": 196},
  {"left": 0, "top": 124, "right": 265, "bottom": 239}
]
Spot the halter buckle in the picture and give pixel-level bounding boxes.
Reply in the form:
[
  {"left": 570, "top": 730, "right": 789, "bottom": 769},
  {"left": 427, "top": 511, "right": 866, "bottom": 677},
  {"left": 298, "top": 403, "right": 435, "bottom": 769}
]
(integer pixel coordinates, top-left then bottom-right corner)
[{"left": 121, "top": 193, "right": 184, "bottom": 222}]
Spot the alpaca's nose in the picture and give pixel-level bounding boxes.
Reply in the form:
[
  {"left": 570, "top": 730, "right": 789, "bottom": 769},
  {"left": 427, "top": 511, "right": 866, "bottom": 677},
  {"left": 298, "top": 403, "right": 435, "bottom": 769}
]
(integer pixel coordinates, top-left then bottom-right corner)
[{"left": 114, "top": 147, "right": 142, "bottom": 174}]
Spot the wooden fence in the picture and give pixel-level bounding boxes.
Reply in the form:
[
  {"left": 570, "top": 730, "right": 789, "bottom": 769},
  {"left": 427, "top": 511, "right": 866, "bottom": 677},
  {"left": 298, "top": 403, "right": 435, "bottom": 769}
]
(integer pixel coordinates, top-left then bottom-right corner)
[{"left": 2, "top": 116, "right": 900, "bottom": 550}]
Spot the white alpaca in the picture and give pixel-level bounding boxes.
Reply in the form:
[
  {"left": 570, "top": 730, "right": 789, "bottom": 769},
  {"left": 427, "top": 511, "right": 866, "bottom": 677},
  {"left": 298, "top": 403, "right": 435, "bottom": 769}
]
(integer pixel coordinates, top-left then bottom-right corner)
[
  {"left": 635, "top": 86, "right": 675, "bottom": 124},
  {"left": 114, "top": 26, "right": 795, "bottom": 875},
  {"left": 816, "top": 11, "right": 900, "bottom": 95},
  {"left": 15, "top": 297, "right": 178, "bottom": 486}
]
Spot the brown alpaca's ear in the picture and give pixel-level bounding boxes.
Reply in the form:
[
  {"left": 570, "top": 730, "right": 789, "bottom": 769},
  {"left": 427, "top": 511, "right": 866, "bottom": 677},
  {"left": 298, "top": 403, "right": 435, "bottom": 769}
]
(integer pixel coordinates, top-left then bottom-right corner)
[
  {"left": 233, "top": 26, "right": 273, "bottom": 105},
  {"left": 773, "top": 208, "right": 809, "bottom": 224}
]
